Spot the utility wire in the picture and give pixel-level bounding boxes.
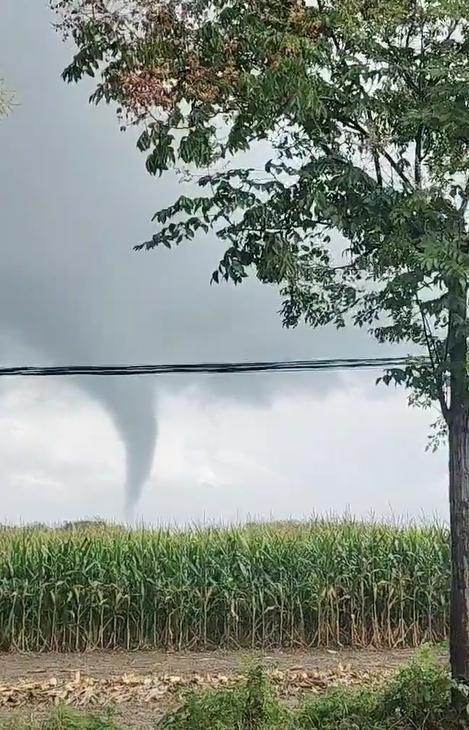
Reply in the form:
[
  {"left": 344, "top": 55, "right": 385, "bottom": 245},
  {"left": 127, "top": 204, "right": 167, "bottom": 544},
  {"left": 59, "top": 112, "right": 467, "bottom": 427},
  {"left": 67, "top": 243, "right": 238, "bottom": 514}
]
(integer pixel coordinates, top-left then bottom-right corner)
[{"left": 0, "top": 357, "right": 423, "bottom": 377}]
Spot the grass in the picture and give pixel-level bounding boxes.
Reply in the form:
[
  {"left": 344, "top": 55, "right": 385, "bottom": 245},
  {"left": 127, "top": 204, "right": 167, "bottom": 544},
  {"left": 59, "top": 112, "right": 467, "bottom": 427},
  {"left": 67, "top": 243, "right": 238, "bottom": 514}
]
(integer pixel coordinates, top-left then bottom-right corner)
[
  {"left": 0, "top": 519, "right": 450, "bottom": 651},
  {"left": 0, "top": 708, "right": 120, "bottom": 730},
  {"left": 2, "top": 653, "right": 466, "bottom": 729}
]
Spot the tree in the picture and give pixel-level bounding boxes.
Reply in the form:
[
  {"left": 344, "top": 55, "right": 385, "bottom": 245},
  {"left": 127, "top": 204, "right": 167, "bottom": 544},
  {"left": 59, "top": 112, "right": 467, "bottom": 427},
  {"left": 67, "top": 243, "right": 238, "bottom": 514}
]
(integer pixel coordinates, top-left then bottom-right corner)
[{"left": 52, "top": 0, "right": 469, "bottom": 683}]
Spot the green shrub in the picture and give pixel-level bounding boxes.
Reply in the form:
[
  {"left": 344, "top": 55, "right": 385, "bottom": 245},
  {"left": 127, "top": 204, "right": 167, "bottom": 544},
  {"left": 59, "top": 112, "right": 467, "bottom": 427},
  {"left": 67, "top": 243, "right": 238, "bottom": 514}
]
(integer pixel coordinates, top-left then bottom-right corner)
[
  {"left": 377, "top": 649, "right": 453, "bottom": 727},
  {"left": 158, "top": 686, "right": 245, "bottom": 730},
  {"left": 295, "top": 685, "right": 380, "bottom": 729},
  {"left": 160, "top": 665, "right": 287, "bottom": 730},
  {"left": 297, "top": 651, "right": 463, "bottom": 730}
]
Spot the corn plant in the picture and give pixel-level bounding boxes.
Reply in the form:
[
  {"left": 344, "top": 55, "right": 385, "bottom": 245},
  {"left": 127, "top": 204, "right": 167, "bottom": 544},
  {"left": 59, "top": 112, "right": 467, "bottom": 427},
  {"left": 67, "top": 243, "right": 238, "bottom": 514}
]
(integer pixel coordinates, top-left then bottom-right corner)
[{"left": 0, "top": 520, "right": 450, "bottom": 652}]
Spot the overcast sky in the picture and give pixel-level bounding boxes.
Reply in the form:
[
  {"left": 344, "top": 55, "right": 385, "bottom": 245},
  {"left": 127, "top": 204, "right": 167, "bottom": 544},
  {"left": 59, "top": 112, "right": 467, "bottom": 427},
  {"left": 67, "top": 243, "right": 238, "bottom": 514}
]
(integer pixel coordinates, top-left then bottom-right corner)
[{"left": 0, "top": 0, "right": 447, "bottom": 525}]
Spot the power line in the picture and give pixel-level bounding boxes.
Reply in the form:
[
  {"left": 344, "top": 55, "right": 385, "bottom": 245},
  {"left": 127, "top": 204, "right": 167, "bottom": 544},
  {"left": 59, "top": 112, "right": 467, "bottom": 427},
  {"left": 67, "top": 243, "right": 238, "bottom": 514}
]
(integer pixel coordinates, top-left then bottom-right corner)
[{"left": 0, "top": 357, "right": 422, "bottom": 377}]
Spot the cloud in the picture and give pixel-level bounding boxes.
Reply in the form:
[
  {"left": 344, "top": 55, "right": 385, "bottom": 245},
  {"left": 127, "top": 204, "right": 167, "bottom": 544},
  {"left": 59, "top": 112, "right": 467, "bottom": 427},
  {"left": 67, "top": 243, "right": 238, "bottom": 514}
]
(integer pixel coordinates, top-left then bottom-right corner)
[{"left": 0, "top": 376, "right": 447, "bottom": 525}]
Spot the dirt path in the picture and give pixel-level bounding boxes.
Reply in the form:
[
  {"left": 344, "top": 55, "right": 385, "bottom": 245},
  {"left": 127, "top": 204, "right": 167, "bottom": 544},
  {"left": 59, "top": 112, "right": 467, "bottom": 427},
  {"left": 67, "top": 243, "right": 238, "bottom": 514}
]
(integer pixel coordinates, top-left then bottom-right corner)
[
  {"left": 0, "top": 648, "right": 438, "bottom": 728},
  {"left": 0, "top": 647, "right": 417, "bottom": 682}
]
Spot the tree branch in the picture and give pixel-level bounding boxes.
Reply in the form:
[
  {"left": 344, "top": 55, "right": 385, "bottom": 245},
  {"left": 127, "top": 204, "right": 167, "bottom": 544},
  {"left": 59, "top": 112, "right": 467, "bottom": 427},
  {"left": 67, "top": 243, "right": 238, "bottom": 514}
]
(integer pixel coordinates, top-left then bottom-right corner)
[
  {"left": 458, "top": 177, "right": 469, "bottom": 218},
  {"left": 418, "top": 299, "right": 450, "bottom": 421},
  {"left": 341, "top": 116, "right": 414, "bottom": 190},
  {"left": 414, "top": 125, "right": 423, "bottom": 189}
]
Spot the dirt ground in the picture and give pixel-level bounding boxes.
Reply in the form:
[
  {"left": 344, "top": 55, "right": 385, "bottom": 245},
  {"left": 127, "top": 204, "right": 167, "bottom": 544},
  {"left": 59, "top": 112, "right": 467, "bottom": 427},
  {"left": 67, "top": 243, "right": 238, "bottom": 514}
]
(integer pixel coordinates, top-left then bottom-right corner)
[
  {"left": 0, "top": 648, "right": 439, "bottom": 728},
  {"left": 0, "top": 647, "right": 418, "bottom": 682}
]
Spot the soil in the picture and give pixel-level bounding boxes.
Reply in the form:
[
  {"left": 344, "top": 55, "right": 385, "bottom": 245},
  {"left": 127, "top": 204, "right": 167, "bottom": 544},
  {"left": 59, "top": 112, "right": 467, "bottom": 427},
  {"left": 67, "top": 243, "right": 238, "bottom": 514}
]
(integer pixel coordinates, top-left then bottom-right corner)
[
  {"left": 0, "top": 648, "right": 440, "bottom": 728},
  {"left": 0, "top": 647, "right": 417, "bottom": 682}
]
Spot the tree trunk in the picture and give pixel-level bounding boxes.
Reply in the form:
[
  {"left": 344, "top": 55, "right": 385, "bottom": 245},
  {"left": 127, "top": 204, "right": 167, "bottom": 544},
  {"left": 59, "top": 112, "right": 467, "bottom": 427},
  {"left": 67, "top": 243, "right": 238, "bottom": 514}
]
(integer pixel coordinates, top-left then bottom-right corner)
[
  {"left": 448, "top": 269, "right": 469, "bottom": 685},
  {"left": 449, "top": 409, "right": 469, "bottom": 683}
]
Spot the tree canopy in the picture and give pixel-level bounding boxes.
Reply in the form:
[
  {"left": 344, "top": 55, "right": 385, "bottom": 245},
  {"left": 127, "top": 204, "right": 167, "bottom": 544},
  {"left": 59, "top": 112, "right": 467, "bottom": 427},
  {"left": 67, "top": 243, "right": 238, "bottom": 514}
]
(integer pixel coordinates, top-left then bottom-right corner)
[{"left": 52, "top": 0, "right": 469, "bottom": 416}]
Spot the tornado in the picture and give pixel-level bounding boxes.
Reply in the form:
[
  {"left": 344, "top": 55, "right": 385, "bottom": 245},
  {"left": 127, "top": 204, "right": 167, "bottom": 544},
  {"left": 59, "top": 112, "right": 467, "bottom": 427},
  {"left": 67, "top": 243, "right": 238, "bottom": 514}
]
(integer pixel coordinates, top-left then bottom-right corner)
[{"left": 81, "top": 377, "right": 158, "bottom": 521}]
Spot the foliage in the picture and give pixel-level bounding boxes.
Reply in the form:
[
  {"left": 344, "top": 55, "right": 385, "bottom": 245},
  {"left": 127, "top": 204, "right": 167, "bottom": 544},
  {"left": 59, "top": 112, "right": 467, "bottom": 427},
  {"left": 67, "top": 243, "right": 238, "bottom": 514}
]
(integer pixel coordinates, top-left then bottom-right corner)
[
  {"left": 377, "top": 648, "right": 455, "bottom": 726},
  {"left": 0, "top": 520, "right": 450, "bottom": 651},
  {"left": 51, "top": 0, "right": 469, "bottom": 419},
  {"left": 160, "top": 664, "right": 287, "bottom": 730},
  {"left": 296, "top": 684, "right": 381, "bottom": 729},
  {"left": 297, "top": 651, "right": 459, "bottom": 729}
]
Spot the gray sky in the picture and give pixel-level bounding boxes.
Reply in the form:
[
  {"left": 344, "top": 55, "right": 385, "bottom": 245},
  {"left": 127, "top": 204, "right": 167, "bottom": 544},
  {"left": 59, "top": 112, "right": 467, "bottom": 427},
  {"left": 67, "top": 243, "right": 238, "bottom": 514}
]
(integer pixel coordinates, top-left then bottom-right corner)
[{"left": 0, "top": 0, "right": 447, "bottom": 525}]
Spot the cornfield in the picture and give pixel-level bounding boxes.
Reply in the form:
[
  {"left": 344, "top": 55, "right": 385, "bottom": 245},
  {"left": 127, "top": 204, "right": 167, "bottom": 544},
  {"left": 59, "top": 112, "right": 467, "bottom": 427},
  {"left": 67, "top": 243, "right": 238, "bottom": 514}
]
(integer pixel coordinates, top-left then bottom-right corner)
[{"left": 0, "top": 520, "right": 450, "bottom": 652}]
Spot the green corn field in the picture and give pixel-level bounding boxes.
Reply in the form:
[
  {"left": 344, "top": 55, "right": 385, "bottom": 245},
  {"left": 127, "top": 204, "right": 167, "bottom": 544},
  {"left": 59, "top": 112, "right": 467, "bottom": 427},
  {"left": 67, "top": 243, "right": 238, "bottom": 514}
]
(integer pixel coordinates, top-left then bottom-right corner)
[{"left": 0, "top": 520, "right": 450, "bottom": 652}]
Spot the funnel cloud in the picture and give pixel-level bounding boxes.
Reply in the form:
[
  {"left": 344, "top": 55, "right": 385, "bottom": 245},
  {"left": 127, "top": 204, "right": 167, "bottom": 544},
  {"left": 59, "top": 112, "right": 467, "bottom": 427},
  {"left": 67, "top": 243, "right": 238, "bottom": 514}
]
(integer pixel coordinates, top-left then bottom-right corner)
[{"left": 82, "top": 378, "right": 158, "bottom": 519}]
